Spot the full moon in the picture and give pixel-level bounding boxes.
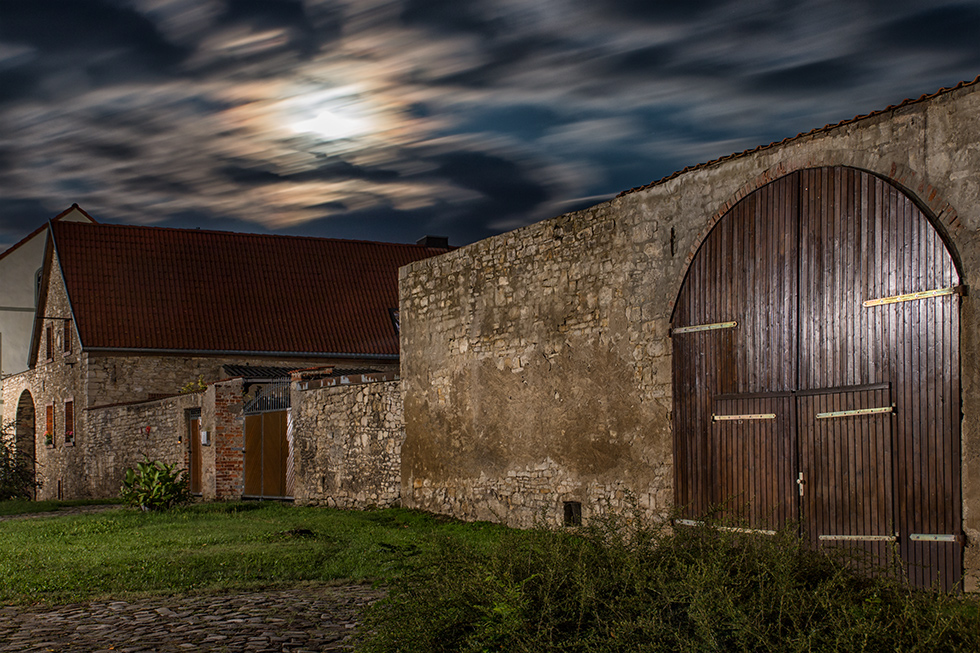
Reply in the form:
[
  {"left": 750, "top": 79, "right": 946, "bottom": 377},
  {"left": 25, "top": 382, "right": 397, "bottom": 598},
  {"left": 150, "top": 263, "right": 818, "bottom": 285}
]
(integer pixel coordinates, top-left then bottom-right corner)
[{"left": 292, "top": 108, "right": 373, "bottom": 141}]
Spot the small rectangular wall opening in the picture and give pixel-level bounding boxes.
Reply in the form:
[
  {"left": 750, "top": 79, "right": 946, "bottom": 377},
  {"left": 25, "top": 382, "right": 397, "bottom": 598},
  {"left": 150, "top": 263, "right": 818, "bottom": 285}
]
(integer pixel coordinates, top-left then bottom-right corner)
[{"left": 563, "top": 501, "right": 582, "bottom": 527}]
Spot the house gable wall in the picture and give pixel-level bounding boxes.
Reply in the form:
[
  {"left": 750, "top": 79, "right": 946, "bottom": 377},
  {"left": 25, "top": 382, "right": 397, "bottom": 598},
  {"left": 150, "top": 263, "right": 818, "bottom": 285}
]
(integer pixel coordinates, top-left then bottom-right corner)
[{"left": 400, "top": 82, "right": 980, "bottom": 586}]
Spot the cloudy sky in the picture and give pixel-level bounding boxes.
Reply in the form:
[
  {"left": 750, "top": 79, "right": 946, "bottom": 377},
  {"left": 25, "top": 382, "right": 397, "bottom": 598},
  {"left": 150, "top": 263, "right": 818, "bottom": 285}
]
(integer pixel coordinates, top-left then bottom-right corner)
[{"left": 0, "top": 0, "right": 978, "bottom": 249}]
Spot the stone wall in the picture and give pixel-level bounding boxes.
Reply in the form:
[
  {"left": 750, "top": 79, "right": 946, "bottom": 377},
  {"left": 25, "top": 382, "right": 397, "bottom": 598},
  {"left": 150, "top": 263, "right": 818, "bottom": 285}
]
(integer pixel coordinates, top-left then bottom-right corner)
[
  {"left": 400, "top": 206, "right": 674, "bottom": 528},
  {"left": 84, "top": 393, "right": 204, "bottom": 497},
  {"left": 399, "top": 73, "right": 980, "bottom": 588},
  {"left": 290, "top": 380, "right": 403, "bottom": 508}
]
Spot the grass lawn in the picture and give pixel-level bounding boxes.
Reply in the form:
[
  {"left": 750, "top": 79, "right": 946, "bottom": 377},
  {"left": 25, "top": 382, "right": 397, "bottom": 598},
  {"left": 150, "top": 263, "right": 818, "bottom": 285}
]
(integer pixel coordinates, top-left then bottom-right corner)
[
  {"left": 0, "top": 501, "right": 505, "bottom": 605},
  {"left": 3, "top": 500, "right": 980, "bottom": 651},
  {"left": 0, "top": 498, "right": 123, "bottom": 517}
]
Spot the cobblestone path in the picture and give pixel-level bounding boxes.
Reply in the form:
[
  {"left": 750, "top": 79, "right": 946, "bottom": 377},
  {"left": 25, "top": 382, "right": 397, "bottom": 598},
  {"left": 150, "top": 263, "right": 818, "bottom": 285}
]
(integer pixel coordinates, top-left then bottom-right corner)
[{"left": 0, "top": 585, "right": 383, "bottom": 652}]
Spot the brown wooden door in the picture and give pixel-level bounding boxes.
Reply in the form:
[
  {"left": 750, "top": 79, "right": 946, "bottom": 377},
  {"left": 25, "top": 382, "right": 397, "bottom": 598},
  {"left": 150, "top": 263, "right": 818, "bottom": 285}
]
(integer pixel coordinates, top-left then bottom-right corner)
[
  {"left": 673, "top": 167, "right": 962, "bottom": 590},
  {"left": 244, "top": 410, "right": 291, "bottom": 498},
  {"left": 798, "top": 385, "right": 896, "bottom": 575},
  {"left": 188, "top": 414, "right": 202, "bottom": 495},
  {"left": 710, "top": 393, "right": 796, "bottom": 530}
]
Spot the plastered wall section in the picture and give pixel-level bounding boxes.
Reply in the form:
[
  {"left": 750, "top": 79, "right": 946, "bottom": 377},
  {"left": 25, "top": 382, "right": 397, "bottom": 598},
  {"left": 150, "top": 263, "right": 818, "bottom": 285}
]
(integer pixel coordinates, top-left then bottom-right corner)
[
  {"left": 400, "top": 80, "right": 980, "bottom": 587},
  {"left": 290, "top": 380, "right": 403, "bottom": 508},
  {"left": 2, "top": 246, "right": 89, "bottom": 499}
]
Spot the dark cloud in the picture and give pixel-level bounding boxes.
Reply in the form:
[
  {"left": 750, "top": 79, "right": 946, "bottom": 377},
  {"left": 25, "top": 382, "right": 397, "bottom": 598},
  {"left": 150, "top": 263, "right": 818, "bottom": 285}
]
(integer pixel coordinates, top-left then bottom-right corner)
[
  {"left": 408, "top": 35, "right": 558, "bottom": 89},
  {"left": 221, "top": 0, "right": 338, "bottom": 58},
  {"left": 432, "top": 151, "right": 550, "bottom": 216},
  {"left": 221, "top": 158, "right": 401, "bottom": 186},
  {"left": 0, "top": 198, "right": 59, "bottom": 241},
  {"left": 875, "top": 4, "right": 980, "bottom": 53},
  {"left": 284, "top": 203, "right": 499, "bottom": 246},
  {"left": 597, "top": 44, "right": 676, "bottom": 80},
  {"left": 124, "top": 175, "right": 198, "bottom": 196},
  {"left": 594, "top": 0, "right": 735, "bottom": 22},
  {"left": 745, "top": 58, "right": 866, "bottom": 94},
  {"left": 400, "top": 0, "right": 504, "bottom": 38},
  {"left": 0, "top": 0, "right": 187, "bottom": 73},
  {"left": 0, "top": 68, "right": 36, "bottom": 105},
  {"left": 456, "top": 105, "right": 565, "bottom": 141}
]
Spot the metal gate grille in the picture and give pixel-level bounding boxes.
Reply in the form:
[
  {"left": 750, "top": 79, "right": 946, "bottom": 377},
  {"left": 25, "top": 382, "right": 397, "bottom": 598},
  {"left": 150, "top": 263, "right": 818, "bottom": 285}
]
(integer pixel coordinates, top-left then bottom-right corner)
[{"left": 243, "top": 380, "right": 291, "bottom": 414}]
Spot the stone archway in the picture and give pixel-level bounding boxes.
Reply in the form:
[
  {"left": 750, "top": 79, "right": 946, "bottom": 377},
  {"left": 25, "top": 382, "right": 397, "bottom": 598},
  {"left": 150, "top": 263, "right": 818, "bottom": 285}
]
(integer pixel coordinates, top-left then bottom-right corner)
[{"left": 14, "top": 390, "right": 36, "bottom": 499}]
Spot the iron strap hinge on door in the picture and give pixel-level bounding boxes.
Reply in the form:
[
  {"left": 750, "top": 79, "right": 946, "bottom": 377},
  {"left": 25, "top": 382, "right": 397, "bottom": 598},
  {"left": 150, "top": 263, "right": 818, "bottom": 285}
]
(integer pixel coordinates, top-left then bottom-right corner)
[
  {"left": 815, "top": 405, "right": 894, "bottom": 419},
  {"left": 863, "top": 285, "right": 965, "bottom": 307},
  {"left": 712, "top": 412, "right": 776, "bottom": 422},
  {"left": 671, "top": 320, "right": 737, "bottom": 335}
]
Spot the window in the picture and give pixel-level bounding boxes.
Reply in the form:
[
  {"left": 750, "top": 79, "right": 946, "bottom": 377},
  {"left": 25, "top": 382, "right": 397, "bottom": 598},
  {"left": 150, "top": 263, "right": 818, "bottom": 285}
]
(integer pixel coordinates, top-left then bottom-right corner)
[
  {"left": 64, "top": 401, "right": 74, "bottom": 445},
  {"left": 63, "top": 320, "right": 72, "bottom": 354},
  {"left": 45, "top": 404, "right": 54, "bottom": 447},
  {"left": 45, "top": 326, "right": 53, "bottom": 361}
]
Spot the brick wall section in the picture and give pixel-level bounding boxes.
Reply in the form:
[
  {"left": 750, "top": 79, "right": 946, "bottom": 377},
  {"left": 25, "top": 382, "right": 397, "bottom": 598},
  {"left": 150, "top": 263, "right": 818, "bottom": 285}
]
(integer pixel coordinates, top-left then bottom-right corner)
[
  {"left": 290, "top": 380, "right": 403, "bottom": 508},
  {"left": 399, "top": 76, "right": 980, "bottom": 586},
  {"left": 208, "top": 378, "right": 245, "bottom": 500},
  {"left": 84, "top": 393, "right": 203, "bottom": 497}
]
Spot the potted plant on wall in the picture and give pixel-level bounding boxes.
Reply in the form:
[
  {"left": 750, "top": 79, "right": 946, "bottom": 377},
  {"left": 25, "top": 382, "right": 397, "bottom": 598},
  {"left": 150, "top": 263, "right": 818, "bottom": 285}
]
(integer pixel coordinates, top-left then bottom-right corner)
[{"left": 44, "top": 432, "right": 53, "bottom": 447}]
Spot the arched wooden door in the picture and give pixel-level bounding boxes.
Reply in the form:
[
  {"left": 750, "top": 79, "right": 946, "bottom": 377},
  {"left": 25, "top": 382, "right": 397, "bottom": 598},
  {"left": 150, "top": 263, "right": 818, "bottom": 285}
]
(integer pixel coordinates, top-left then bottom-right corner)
[{"left": 672, "top": 167, "right": 962, "bottom": 590}]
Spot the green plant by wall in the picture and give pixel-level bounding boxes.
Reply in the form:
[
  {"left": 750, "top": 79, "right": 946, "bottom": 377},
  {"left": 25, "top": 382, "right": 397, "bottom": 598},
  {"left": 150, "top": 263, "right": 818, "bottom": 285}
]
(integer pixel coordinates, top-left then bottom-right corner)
[
  {"left": 180, "top": 375, "right": 208, "bottom": 394},
  {"left": 0, "top": 422, "right": 40, "bottom": 500},
  {"left": 119, "top": 458, "right": 190, "bottom": 511}
]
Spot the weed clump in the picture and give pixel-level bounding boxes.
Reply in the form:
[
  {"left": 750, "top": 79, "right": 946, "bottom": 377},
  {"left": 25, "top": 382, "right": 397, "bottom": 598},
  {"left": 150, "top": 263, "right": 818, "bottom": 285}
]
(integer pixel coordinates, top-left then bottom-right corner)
[
  {"left": 119, "top": 458, "right": 190, "bottom": 511},
  {"left": 357, "top": 513, "right": 980, "bottom": 652}
]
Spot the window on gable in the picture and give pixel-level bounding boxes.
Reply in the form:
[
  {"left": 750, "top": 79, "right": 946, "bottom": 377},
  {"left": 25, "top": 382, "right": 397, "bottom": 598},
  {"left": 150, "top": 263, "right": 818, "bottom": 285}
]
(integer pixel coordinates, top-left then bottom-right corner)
[
  {"left": 64, "top": 401, "right": 74, "bottom": 445},
  {"left": 45, "top": 325, "right": 53, "bottom": 361},
  {"left": 64, "top": 320, "right": 72, "bottom": 354},
  {"left": 45, "top": 404, "right": 54, "bottom": 447}
]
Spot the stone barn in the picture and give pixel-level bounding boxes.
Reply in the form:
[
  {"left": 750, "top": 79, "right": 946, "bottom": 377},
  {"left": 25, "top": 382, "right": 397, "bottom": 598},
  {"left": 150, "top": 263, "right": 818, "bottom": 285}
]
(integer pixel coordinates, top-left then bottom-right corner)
[
  {"left": 399, "top": 77, "right": 980, "bottom": 591},
  {"left": 2, "top": 217, "right": 450, "bottom": 502}
]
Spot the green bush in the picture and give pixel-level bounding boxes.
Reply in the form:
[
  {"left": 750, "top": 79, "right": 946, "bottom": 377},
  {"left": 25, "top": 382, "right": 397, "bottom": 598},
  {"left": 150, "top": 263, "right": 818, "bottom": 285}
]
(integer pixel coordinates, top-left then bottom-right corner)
[
  {"left": 357, "top": 511, "right": 980, "bottom": 652},
  {"left": 0, "top": 423, "right": 40, "bottom": 500},
  {"left": 120, "top": 458, "right": 190, "bottom": 511}
]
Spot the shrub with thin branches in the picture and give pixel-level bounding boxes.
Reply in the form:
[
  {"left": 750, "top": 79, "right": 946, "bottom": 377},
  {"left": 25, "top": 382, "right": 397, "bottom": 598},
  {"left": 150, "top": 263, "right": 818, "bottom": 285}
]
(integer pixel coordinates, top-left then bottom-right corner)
[{"left": 357, "top": 510, "right": 980, "bottom": 652}]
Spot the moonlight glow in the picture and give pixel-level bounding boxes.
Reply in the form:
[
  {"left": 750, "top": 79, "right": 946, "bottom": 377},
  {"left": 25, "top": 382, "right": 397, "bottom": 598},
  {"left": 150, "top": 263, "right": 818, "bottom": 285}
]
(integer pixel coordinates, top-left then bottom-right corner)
[{"left": 291, "top": 108, "right": 374, "bottom": 141}]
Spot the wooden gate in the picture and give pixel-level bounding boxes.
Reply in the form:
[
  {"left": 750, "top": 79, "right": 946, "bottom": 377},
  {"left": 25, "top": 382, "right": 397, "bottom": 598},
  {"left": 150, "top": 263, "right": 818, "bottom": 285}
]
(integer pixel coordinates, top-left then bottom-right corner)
[
  {"left": 242, "top": 381, "right": 293, "bottom": 499},
  {"left": 672, "top": 167, "right": 962, "bottom": 590},
  {"left": 187, "top": 410, "right": 203, "bottom": 495}
]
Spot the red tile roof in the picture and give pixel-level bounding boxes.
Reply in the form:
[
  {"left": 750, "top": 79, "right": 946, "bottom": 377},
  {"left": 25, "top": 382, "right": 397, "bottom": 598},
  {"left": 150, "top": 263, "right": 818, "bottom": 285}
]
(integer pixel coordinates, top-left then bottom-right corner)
[
  {"left": 49, "top": 221, "right": 450, "bottom": 357},
  {"left": 618, "top": 75, "right": 980, "bottom": 197}
]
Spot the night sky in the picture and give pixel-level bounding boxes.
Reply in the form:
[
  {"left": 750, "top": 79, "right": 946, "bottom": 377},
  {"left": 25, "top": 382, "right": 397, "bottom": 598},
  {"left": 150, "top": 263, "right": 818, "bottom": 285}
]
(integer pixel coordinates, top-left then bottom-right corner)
[{"left": 0, "top": 0, "right": 978, "bottom": 250}]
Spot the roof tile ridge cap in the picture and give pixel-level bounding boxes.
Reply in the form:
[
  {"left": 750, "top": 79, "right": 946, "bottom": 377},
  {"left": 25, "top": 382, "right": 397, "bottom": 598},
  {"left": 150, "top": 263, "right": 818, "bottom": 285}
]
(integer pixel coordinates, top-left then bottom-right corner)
[
  {"left": 61, "top": 220, "right": 447, "bottom": 249},
  {"left": 617, "top": 75, "right": 980, "bottom": 198}
]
